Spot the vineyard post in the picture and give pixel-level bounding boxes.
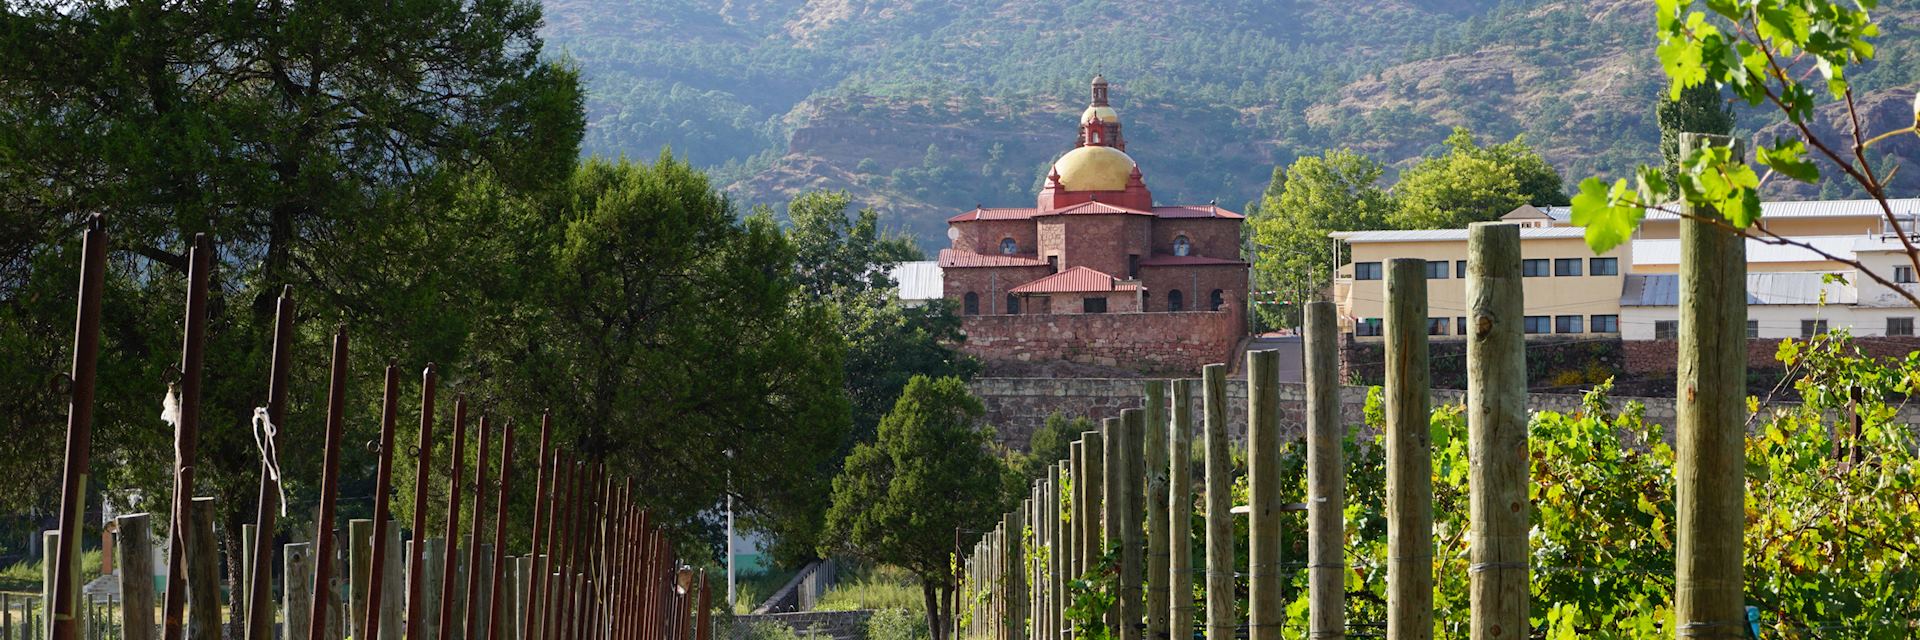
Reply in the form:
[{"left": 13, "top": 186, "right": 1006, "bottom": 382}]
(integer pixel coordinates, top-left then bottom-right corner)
[
  {"left": 1067, "top": 440, "right": 1083, "bottom": 587},
  {"left": 419, "top": 539, "right": 446, "bottom": 640},
  {"left": 364, "top": 365, "right": 402, "bottom": 640},
  {"left": 285, "top": 543, "right": 312, "bottom": 640},
  {"left": 1118, "top": 409, "right": 1146, "bottom": 640},
  {"left": 1143, "top": 381, "right": 1170, "bottom": 640},
  {"left": 240, "top": 525, "right": 255, "bottom": 632},
  {"left": 1675, "top": 132, "right": 1749, "bottom": 639},
  {"left": 1008, "top": 504, "right": 1026, "bottom": 640},
  {"left": 462, "top": 416, "right": 494, "bottom": 640},
  {"left": 1247, "top": 349, "right": 1282, "bottom": 640},
  {"left": 117, "top": 514, "right": 154, "bottom": 640},
  {"left": 407, "top": 367, "right": 440, "bottom": 640},
  {"left": 50, "top": 215, "right": 105, "bottom": 640},
  {"left": 1305, "top": 301, "right": 1345, "bottom": 639},
  {"left": 1384, "top": 258, "right": 1434, "bottom": 640},
  {"left": 1030, "top": 488, "right": 1043, "bottom": 640},
  {"left": 162, "top": 233, "right": 212, "bottom": 640},
  {"left": 1079, "top": 430, "right": 1104, "bottom": 604},
  {"left": 485, "top": 421, "right": 516, "bottom": 640},
  {"left": 246, "top": 291, "right": 296, "bottom": 640},
  {"left": 1166, "top": 379, "right": 1194, "bottom": 640},
  {"left": 1049, "top": 464, "right": 1065, "bottom": 640},
  {"left": 525, "top": 415, "right": 553, "bottom": 640},
  {"left": 184, "top": 498, "right": 219, "bottom": 640},
  {"left": 437, "top": 397, "right": 469, "bottom": 640},
  {"left": 1200, "top": 364, "right": 1232, "bottom": 640},
  {"left": 1466, "top": 222, "right": 1528, "bottom": 640},
  {"left": 380, "top": 526, "right": 403, "bottom": 640},
  {"left": 307, "top": 328, "right": 351, "bottom": 640},
  {"left": 1101, "top": 417, "right": 1122, "bottom": 635},
  {"left": 348, "top": 520, "right": 373, "bottom": 637}
]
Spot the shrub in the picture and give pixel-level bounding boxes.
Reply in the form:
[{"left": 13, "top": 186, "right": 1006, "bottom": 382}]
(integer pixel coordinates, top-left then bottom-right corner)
[{"left": 866, "top": 608, "right": 930, "bottom": 640}]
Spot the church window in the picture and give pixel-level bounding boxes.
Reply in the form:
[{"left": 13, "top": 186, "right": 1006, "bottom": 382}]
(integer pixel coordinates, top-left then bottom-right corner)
[
  {"left": 963, "top": 292, "right": 979, "bottom": 315},
  {"left": 1168, "top": 290, "right": 1184, "bottom": 312},
  {"left": 1210, "top": 289, "right": 1224, "bottom": 311},
  {"left": 1000, "top": 238, "right": 1018, "bottom": 254},
  {"left": 1173, "top": 235, "right": 1191, "bottom": 257},
  {"left": 1128, "top": 254, "right": 1140, "bottom": 278}
]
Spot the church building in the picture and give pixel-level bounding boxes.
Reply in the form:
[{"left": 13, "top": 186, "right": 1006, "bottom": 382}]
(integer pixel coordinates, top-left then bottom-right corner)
[{"left": 939, "top": 76, "right": 1248, "bottom": 371}]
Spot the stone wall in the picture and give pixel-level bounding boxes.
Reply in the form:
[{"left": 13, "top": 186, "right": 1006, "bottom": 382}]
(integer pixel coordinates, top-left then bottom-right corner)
[
  {"left": 959, "top": 310, "right": 1240, "bottom": 375},
  {"left": 727, "top": 610, "right": 875, "bottom": 640},
  {"left": 1622, "top": 336, "right": 1920, "bottom": 373}
]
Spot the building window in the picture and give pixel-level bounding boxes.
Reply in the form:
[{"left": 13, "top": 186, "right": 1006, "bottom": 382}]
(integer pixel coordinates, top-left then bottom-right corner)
[
  {"left": 1128, "top": 254, "right": 1140, "bottom": 278},
  {"left": 1356, "top": 318, "right": 1382, "bottom": 337},
  {"left": 1747, "top": 320, "right": 1759, "bottom": 338},
  {"left": 1455, "top": 260, "right": 1467, "bottom": 279},
  {"left": 1355, "top": 262, "right": 1383, "bottom": 280},
  {"left": 1209, "top": 289, "right": 1224, "bottom": 311},
  {"left": 1523, "top": 259, "right": 1550, "bottom": 277},
  {"left": 1457, "top": 316, "right": 1469, "bottom": 335},
  {"left": 1007, "top": 294, "right": 1020, "bottom": 315},
  {"left": 1000, "top": 238, "right": 1018, "bottom": 255},
  {"left": 963, "top": 292, "right": 979, "bottom": 315},
  {"left": 1554, "top": 258, "right": 1583, "bottom": 276},
  {"left": 1590, "top": 257, "right": 1619, "bottom": 276},
  {"left": 1555, "top": 315, "right": 1584, "bottom": 333},
  {"left": 1801, "top": 319, "right": 1829, "bottom": 337},
  {"left": 1524, "top": 316, "right": 1551, "bottom": 334},
  {"left": 1083, "top": 297, "right": 1108, "bottom": 313},
  {"left": 1047, "top": 255, "right": 1059, "bottom": 273},
  {"left": 1655, "top": 320, "right": 1678, "bottom": 340},
  {"left": 1425, "top": 260, "right": 1450, "bottom": 279},
  {"left": 1898, "top": 266, "right": 1916, "bottom": 284},
  {"left": 1891, "top": 317, "right": 1915, "bottom": 336},
  {"left": 1168, "top": 290, "right": 1185, "bottom": 312},
  {"left": 1590, "top": 314, "right": 1619, "bottom": 333},
  {"left": 1428, "top": 317, "right": 1450, "bottom": 336},
  {"left": 1173, "top": 235, "right": 1191, "bottom": 257}
]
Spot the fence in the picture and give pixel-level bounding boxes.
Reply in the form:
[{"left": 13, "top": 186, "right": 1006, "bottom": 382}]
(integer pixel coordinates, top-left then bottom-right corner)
[
  {"left": 957, "top": 173, "right": 1765, "bottom": 640},
  {"left": 35, "top": 219, "right": 715, "bottom": 640}
]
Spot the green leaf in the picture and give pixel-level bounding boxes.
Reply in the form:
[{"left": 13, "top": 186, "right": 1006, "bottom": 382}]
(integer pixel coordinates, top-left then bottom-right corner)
[
  {"left": 1570, "top": 177, "right": 1645, "bottom": 252},
  {"left": 1756, "top": 139, "right": 1821, "bottom": 183}
]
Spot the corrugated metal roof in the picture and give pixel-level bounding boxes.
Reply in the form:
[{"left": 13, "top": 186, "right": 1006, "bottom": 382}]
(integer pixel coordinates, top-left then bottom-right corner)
[
  {"left": 1330, "top": 226, "right": 1589, "bottom": 243},
  {"left": 1138, "top": 254, "right": 1247, "bottom": 267},
  {"left": 1008, "top": 266, "right": 1139, "bottom": 294},
  {"left": 1631, "top": 236, "right": 1860, "bottom": 265},
  {"left": 937, "top": 248, "right": 1050, "bottom": 268},
  {"left": 889, "top": 261, "right": 943, "bottom": 300},
  {"left": 1642, "top": 197, "right": 1920, "bottom": 220},
  {"left": 1621, "top": 272, "right": 1856, "bottom": 306}
]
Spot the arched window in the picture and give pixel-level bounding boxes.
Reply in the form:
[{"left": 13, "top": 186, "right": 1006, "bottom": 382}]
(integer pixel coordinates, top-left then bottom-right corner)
[
  {"left": 1210, "top": 289, "right": 1225, "bottom": 311},
  {"left": 1000, "top": 238, "right": 1018, "bottom": 255},
  {"left": 1167, "top": 289, "right": 1184, "bottom": 312},
  {"left": 1006, "top": 294, "right": 1020, "bottom": 315},
  {"left": 963, "top": 292, "right": 979, "bottom": 315},
  {"left": 1173, "top": 235, "right": 1191, "bottom": 257}
]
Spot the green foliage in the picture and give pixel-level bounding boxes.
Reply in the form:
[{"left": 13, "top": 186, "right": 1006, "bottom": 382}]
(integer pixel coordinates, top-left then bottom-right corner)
[
  {"left": 738, "top": 621, "right": 805, "bottom": 640},
  {"left": 866, "top": 608, "right": 932, "bottom": 640},
  {"left": 816, "top": 565, "right": 928, "bottom": 612},
  {"left": 1389, "top": 128, "right": 1569, "bottom": 230},
  {"left": 1014, "top": 412, "right": 1093, "bottom": 482},
  {"left": 1656, "top": 82, "right": 1737, "bottom": 182},
  {"left": 1249, "top": 149, "right": 1391, "bottom": 328},
  {"left": 1061, "top": 546, "right": 1121, "bottom": 640}
]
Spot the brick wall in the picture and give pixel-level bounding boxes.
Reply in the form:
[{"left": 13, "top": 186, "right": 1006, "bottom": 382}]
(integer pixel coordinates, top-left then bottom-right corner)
[
  {"left": 1149, "top": 218, "right": 1241, "bottom": 262},
  {"left": 1623, "top": 336, "right": 1920, "bottom": 373},
  {"left": 1139, "top": 265, "right": 1246, "bottom": 313},
  {"left": 959, "top": 309, "right": 1241, "bottom": 375}
]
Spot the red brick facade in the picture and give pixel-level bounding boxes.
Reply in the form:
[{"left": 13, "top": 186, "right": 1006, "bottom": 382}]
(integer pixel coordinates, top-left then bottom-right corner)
[{"left": 961, "top": 309, "right": 1242, "bottom": 374}]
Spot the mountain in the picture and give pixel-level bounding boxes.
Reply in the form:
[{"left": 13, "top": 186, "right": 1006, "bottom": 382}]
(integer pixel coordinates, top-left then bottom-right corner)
[{"left": 538, "top": 0, "right": 1920, "bottom": 249}]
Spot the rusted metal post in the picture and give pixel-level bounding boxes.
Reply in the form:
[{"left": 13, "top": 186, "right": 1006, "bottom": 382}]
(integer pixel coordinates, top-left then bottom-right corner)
[
  {"left": 51, "top": 215, "right": 107, "bottom": 640},
  {"left": 1305, "top": 301, "right": 1344, "bottom": 640},
  {"left": 525, "top": 415, "right": 553, "bottom": 640},
  {"left": 162, "top": 233, "right": 212, "bottom": 640},
  {"left": 307, "top": 328, "right": 351, "bottom": 640},
  {"left": 1384, "top": 258, "right": 1434, "bottom": 640},
  {"left": 463, "top": 417, "right": 495, "bottom": 640},
  {"left": 695, "top": 571, "right": 710, "bottom": 640},
  {"left": 1466, "top": 222, "right": 1528, "bottom": 640},
  {"left": 408, "top": 366, "right": 439, "bottom": 640},
  {"left": 247, "top": 290, "right": 297, "bottom": 640},
  {"left": 540, "top": 460, "right": 573, "bottom": 640},
  {"left": 486, "top": 421, "right": 517, "bottom": 640},
  {"left": 437, "top": 397, "right": 469, "bottom": 640},
  {"left": 363, "top": 365, "right": 403, "bottom": 640}
]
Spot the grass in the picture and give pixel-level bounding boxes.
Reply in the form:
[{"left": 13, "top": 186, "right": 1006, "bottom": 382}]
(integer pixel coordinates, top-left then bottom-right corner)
[
  {"left": 0, "top": 548, "right": 103, "bottom": 594},
  {"left": 734, "top": 565, "right": 802, "bottom": 614},
  {"left": 814, "top": 564, "right": 926, "bottom": 612}
]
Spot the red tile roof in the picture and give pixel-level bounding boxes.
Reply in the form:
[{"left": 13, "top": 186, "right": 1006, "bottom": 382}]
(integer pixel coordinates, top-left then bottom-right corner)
[
  {"left": 1008, "top": 266, "right": 1141, "bottom": 294},
  {"left": 938, "top": 249, "right": 1051, "bottom": 268},
  {"left": 946, "top": 203, "right": 1244, "bottom": 222},
  {"left": 1138, "top": 254, "right": 1248, "bottom": 267}
]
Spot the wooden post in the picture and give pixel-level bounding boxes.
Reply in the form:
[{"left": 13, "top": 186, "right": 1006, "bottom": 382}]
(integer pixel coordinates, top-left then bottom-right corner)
[
  {"left": 239, "top": 524, "right": 255, "bottom": 633},
  {"left": 1006, "top": 507, "right": 1025, "bottom": 640},
  {"left": 1246, "top": 349, "right": 1281, "bottom": 640},
  {"left": 418, "top": 540, "right": 446, "bottom": 640},
  {"left": 1067, "top": 440, "right": 1084, "bottom": 584},
  {"left": 471, "top": 546, "right": 493, "bottom": 640},
  {"left": 1676, "top": 133, "right": 1749, "bottom": 639},
  {"left": 118, "top": 514, "right": 155, "bottom": 640},
  {"left": 1168, "top": 379, "right": 1194, "bottom": 640},
  {"left": 1143, "top": 381, "right": 1170, "bottom": 640},
  {"left": 309, "top": 329, "right": 350, "bottom": 640},
  {"left": 1117, "top": 409, "right": 1145, "bottom": 640},
  {"left": 348, "top": 519, "right": 373, "bottom": 639},
  {"left": 1384, "top": 258, "right": 1434, "bottom": 640},
  {"left": 1201, "top": 364, "right": 1232, "bottom": 640},
  {"left": 1466, "top": 222, "right": 1528, "bottom": 640},
  {"left": 183, "top": 498, "right": 219, "bottom": 640},
  {"left": 42, "top": 531, "right": 61, "bottom": 639},
  {"left": 513, "top": 558, "right": 532, "bottom": 640},
  {"left": 407, "top": 368, "right": 438, "bottom": 640},
  {"left": 1079, "top": 431, "right": 1103, "bottom": 587},
  {"left": 328, "top": 532, "right": 346, "bottom": 640},
  {"left": 285, "top": 543, "right": 312, "bottom": 640},
  {"left": 1048, "top": 464, "right": 1065, "bottom": 640},
  {"left": 380, "top": 525, "right": 403, "bottom": 640},
  {"left": 1305, "top": 301, "right": 1344, "bottom": 639}
]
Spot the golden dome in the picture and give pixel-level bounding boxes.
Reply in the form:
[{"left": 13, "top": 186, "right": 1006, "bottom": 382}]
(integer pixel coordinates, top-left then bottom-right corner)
[
  {"left": 1080, "top": 105, "right": 1119, "bottom": 124},
  {"left": 1052, "top": 146, "right": 1136, "bottom": 191}
]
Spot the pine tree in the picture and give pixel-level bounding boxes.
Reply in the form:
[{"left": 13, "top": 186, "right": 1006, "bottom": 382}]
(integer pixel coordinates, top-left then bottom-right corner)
[{"left": 1657, "top": 82, "right": 1737, "bottom": 181}]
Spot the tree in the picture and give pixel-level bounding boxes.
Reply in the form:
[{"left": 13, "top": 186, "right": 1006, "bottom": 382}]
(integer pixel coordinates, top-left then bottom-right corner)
[
  {"left": 0, "top": 0, "right": 582, "bottom": 571},
  {"left": 1249, "top": 149, "right": 1392, "bottom": 328},
  {"left": 1390, "top": 128, "right": 1568, "bottom": 229},
  {"left": 1656, "top": 82, "right": 1736, "bottom": 182},
  {"left": 821, "top": 376, "right": 1008, "bottom": 640},
  {"left": 1013, "top": 412, "right": 1092, "bottom": 482}
]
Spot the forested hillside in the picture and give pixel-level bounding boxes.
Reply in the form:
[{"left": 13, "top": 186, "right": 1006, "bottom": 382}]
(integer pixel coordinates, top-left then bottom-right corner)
[{"left": 540, "top": 0, "right": 1920, "bottom": 247}]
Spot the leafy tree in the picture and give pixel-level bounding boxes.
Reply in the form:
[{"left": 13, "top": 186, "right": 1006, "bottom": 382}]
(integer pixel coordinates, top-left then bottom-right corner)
[
  {"left": 1014, "top": 412, "right": 1092, "bottom": 482},
  {"left": 1390, "top": 128, "right": 1568, "bottom": 229},
  {"left": 821, "top": 376, "right": 1008, "bottom": 640},
  {"left": 1656, "top": 81, "right": 1736, "bottom": 182},
  {"left": 1249, "top": 149, "right": 1391, "bottom": 328}
]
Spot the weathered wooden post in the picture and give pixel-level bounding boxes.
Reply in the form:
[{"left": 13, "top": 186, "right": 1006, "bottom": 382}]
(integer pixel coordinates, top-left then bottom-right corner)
[
  {"left": 438, "top": 398, "right": 469, "bottom": 640},
  {"left": 1466, "top": 221, "right": 1528, "bottom": 640},
  {"left": 1246, "top": 350, "right": 1281, "bottom": 640},
  {"left": 513, "top": 557, "right": 532, "bottom": 640},
  {"left": 408, "top": 368, "right": 439, "bottom": 640},
  {"left": 1305, "top": 301, "right": 1345, "bottom": 639},
  {"left": 1006, "top": 507, "right": 1026, "bottom": 640},
  {"left": 1201, "top": 364, "right": 1232, "bottom": 640},
  {"left": 1384, "top": 258, "right": 1434, "bottom": 640},
  {"left": 1168, "top": 379, "right": 1194, "bottom": 640},
  {"left": 1049, "top": 464, "right": 1066, "bottom": 640},
  {"left": 1079, "top": 431, "right": 1104, "bottom": 585},
  {"left": 183, "top": 498, "right": 219, "bottom": 640},
  {"left": 470, "top": 546, "right": 494, "bottom": 640},
  {"left": 1676, "top": 133, "right": 1749, "bottom": 640},
  {"left": 307, "top": 328, "right": 351, "bottom": 640},
  {"left": 162, "top": 234, "right": 212, "bottom": 640},
  {"left": 419, "top": 540, "right": 445, "bottom": 640},
  {"left": 50, "top": 215, "right": 106, "bottom": 640},
  {"left": 380, "top": 526, "right": 403, "bottom": 640},
  {"left": 1117, "top": 409, "right": 1145, "bottom": 640},
  {"left": 1143, "top": 382, "right": 1170, "bottom": 640},
  {"left": 118, "top": 514, "right": 155, "bottom": 640},
  {"left": 285, "top": 544, "right": 313, "bottom": 640},
  {"left": 41, "top": 531, "right": 58, "bottom": 638},
  {"left": 348, "top": 520, "right": 374, "bottom": 637},
  {"left": 240, "top": 525, "right": 256, "bottom": 632},
  {"left": 1067, "top": 440, "right": 1084, "bottom": 584}
]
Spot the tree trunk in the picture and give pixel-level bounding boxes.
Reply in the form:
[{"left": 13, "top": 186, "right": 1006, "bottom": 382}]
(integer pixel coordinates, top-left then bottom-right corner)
[{"left": 923, "top": 581, "right": 944, "bottom": 640}]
